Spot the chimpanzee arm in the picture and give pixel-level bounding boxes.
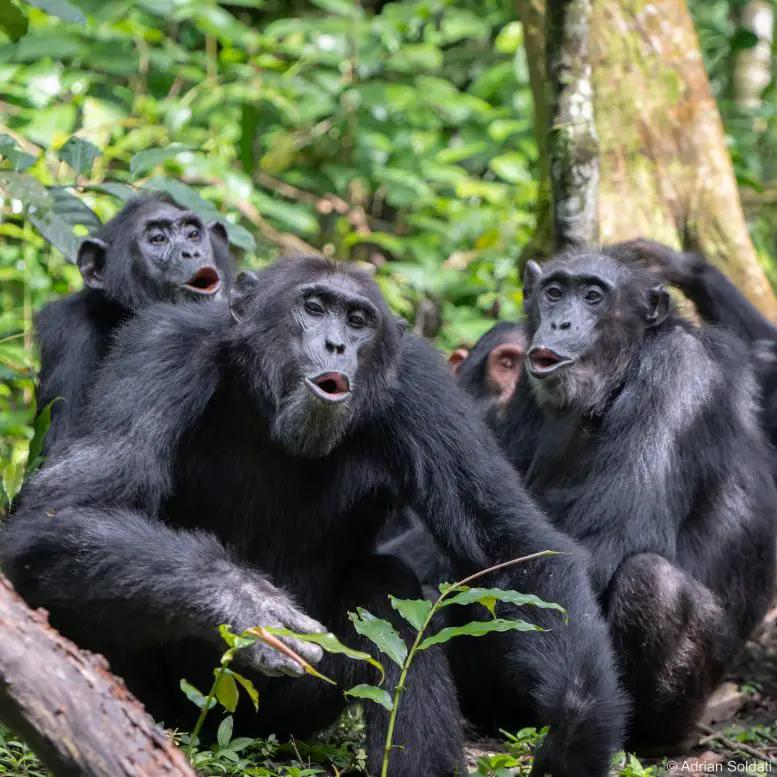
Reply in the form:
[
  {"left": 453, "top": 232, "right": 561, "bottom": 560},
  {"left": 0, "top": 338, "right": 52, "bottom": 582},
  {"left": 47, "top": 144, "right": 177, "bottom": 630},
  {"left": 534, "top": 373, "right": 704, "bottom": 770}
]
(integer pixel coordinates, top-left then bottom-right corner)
[
  {"left": 393, "top": 337, "right": 625, "bottom": 777},
  {"left": 3, "top": 304, "right": 324, "bottom": 675},
  {"left": 34, "top": 292, "right": 114, "bottom": 448},
  {"left": 613, "top": 239, "right": 777, "bottom": 343}
]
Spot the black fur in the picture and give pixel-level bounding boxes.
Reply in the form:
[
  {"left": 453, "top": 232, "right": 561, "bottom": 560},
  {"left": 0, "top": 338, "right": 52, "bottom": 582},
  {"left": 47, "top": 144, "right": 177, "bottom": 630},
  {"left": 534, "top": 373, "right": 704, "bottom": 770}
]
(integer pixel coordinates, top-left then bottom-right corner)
[
  {"left": 613, "top": 238, "right": 777, "bottom": 447},
  {"left": 497, "top": 250, "right": 776, "bottom": 748},
  {"left": 3, "top": 256, "right": 624, "bottom": 777},
  {"left": 35, "top": 195, "right": 235, "bottom": 447}
]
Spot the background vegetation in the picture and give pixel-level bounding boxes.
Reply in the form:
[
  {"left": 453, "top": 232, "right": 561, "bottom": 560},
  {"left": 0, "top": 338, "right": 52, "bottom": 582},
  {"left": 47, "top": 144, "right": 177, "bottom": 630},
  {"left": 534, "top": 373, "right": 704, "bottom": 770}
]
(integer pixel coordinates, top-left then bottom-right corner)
[{"left": 1, "top": 1, "right": 776, "bottom": 774}]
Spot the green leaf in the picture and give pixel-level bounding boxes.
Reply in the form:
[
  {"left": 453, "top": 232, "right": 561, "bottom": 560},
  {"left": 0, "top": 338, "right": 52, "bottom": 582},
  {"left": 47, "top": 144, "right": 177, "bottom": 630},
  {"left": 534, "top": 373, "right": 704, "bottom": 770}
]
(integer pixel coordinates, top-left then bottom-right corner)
[
  {"left": 24, "top": 398, "right": 57, "bottom": 477},
  {"left": 0, "top": 0, "right": 28, "bottom": 41},
  {"left": 348, "top": 608, "right": 407, "bottom": 668},
  {"left": 84, "top": 182, "right": 137, "bottom": 201},
  {"left": 216, "top": 715, "right": 233, "bottom": 747},
  {"left": 180, "top": 678, "right": 216, "bottom": 711},
  {"left": 28, "top": 207, "right": 79, "bottom": 260},
  {"left": 418, "top": 618, "right": 543, "bottom": 651},
  {"left": 345, "top": 684, "right": 393, "bottom": 711},
  {"left": 57, "top": 137, "right": 100, "bottom": 176},
  {"left": 230, "top": 670, "right": 259, "bottom": 711},
  {"left": 731, "top": 28, "right": 760, "bottom": 52},
  {"left": 25, "top": 0, "right": 85, "bottom": 23},
  {"left": 49, "top": 187, "right": 101, "bottom": 230},
  {"left": 130, "top": 144, "right": 193, "bottom": 179},
  {"left": 441, "top": 587, "right": 566, "bottom": 618},
  {"left": 213, "top": 669, "right": 239, "bottom": 713},
  {"left": 0, "top": 171, "right": 51, "bottom": 209},
  {"left": 389, "top": 596, "right": 433, "bottom": 631},
  {"left": 262, "top": 627, "right": 384, "bottom": 683},
  {"left": 0, "top": 134, "right": 36, "bottom": 171}
]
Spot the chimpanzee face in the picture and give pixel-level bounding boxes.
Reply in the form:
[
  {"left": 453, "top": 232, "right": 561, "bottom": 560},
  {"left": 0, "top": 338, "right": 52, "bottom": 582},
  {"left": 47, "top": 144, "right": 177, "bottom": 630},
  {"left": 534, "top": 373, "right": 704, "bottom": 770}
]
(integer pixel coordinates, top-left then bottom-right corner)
[
  {"left": 523, "top": 253, "right": 670, "bottom": 413},
  {"left": 77, "top": 200, "right": 229, "bottom": 307},
  {"left": 228, "top": 259, "right": 403, "bottom": 458}
]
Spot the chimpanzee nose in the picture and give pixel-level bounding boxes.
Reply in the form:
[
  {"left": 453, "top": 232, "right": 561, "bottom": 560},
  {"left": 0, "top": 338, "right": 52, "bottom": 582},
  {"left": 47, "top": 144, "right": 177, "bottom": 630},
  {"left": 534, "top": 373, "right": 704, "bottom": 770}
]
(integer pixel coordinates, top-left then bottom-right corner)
[
  {"left": 326, "top": 337, "right": 345, "bottom": 355},
  {"left": 550, "top": 321, "right": 571, "bottom": 330},
  {"left": 181, "top": 249, "right": 200, "bottom": 260}
]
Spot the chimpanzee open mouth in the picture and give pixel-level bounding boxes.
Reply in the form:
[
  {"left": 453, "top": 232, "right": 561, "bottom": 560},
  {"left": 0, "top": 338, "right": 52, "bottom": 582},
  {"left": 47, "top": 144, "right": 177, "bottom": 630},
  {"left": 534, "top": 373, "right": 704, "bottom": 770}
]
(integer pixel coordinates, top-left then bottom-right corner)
[
  {"left": 181, "top": 266, "right": 222, "bottom": 295},
  {"left": 527, "top": 346, "right": 574, "bottom": 377},
  {"left": 304, "top": 371, "right": 351, "bottom": 403}
]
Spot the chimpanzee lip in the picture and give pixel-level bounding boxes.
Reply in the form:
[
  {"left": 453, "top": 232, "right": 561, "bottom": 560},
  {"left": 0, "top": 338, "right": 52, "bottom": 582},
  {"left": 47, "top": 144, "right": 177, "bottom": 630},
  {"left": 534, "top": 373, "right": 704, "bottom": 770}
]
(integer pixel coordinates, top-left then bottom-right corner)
[
  {"left": 304, "top": 372, "right": 351, "bottom": 403},
  {"left": 181, "top": 266, "right": 222, "bottom": 295},
  {"left": 527, "top": 346, "right": 574, "bottom": 377}
]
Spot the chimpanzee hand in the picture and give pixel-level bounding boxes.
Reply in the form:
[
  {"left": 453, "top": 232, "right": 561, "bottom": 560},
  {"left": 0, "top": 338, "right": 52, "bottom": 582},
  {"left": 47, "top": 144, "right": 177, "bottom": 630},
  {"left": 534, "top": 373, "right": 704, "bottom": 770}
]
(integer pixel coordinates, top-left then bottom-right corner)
[
  {"left": 233, "top": 579, "right": 328, "bottom": 678},
  {"left": 612, "top": 238, "right": 701, "bottom": 286}
]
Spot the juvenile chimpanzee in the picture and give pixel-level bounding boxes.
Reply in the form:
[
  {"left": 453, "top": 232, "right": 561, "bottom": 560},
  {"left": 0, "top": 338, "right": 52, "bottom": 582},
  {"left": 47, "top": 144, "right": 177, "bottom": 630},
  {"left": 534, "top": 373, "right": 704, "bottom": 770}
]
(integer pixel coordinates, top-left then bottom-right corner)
[
  {"left": 2, "top": 256, "right": 625, "bottom": 777},
  {"left": 35, "top": 195, "right": 235, "bottom": 447},
  {"left": 493, "top": 249, "right": 776, "bottom": 750},
  {"left": 613, "top": 238, "right": 777, "bottom": 447}
]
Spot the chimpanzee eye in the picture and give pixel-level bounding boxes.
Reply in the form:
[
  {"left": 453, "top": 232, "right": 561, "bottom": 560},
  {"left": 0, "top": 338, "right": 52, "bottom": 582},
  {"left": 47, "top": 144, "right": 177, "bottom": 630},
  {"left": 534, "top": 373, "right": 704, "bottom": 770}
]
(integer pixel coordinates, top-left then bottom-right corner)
[
  {"left": 500, "top": 357, "right": 515, "bottom": 369},
  {"left": 585, "top": 287, "right": 603, "bottom": 304},
  {"left": 348, "top": 310, "right": 367, "bottom": 328},
  {"left": 545, "top": 285, "right": 562, "bottom": 301},
  {"left": 188, "top": 229, "right": 201, "bottom": 241},
  {"left": 304, "top": 298, "right": 325, "bottom": 316},
  {"left": 149, "top": 233, "right": 166, "bottom": 245}
]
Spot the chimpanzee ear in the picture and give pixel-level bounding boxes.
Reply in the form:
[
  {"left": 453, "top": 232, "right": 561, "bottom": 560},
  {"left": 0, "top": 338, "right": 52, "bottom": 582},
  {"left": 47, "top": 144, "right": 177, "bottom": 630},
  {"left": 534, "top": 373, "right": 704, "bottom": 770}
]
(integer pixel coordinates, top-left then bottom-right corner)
[
  {"left": 229, "top": 270, "right": 259, "bottom": 322},
  {"left": 207, "top": 220, "right": 228, "bottom": 244},
  {"left": 77, "top": 237, "right": 108, "bottom": 290},
  {"left": 523, "top": 260, "right": 543, "bottom": 306},
  {"left": 448, "top": 348, "right": 469, "bottom": 374},
  {"left": 645, "top": 284, "right": 670, "bottom": 327}
]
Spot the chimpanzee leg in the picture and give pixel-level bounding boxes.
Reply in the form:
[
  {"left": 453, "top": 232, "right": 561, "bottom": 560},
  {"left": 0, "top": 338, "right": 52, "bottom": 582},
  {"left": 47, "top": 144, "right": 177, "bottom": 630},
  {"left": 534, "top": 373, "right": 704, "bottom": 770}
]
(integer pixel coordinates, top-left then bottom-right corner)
[
  {"left": 254, "top": 554, "right": 464, "bottom": 777},
  {"left": 607, "top": 553, "right": 738, "bottom": 750}
]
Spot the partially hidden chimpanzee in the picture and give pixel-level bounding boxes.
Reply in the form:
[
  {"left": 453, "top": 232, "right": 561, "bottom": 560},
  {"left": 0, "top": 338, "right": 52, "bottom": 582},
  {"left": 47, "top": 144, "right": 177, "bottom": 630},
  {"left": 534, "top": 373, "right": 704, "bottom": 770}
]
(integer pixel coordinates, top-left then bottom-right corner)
[
  {"left": 612, "top": 238, "right": 777, "bottom": 448},
  {"left": 35, "top": 195, "right": 235, "bottom": 448},
  {"left": 384, "top": 247, "right": 776, "bottom": 752},
  {"left": 499, "top": 249, "right": 776, "bottom": 750},
  {"left": 1, "top": 256, "right": 625, "bottom": 777}
]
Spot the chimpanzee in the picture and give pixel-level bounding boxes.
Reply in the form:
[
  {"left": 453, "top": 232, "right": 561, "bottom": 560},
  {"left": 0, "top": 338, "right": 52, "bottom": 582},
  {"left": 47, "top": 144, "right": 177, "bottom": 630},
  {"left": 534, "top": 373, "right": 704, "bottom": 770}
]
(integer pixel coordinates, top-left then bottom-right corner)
[
  {"left": 1, "top": 256, "right": 624, "bottom": 777},
  {"left": 35, "top": 195, "right": 235, "bottom": 447},
  {"left": 612, "top": 238, "right": 777, "bottom": 447},
  {"left": 496, "top": 249, "right": 776, "bottom": 749}
]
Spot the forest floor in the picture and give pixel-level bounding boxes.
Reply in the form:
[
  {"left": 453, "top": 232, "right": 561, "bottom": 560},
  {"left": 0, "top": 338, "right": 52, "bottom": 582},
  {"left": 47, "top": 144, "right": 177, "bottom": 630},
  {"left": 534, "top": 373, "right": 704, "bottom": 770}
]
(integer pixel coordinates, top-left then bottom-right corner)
[{"left": 0, "top": 613, "right": 775, "bottom": 776}]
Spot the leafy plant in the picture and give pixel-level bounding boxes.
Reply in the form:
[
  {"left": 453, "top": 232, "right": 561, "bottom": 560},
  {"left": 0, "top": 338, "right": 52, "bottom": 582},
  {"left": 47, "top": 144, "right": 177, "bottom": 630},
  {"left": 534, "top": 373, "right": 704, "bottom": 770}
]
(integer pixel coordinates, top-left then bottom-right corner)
[{"left": 199, "top": 551, "right": 565, "bottom": 776}]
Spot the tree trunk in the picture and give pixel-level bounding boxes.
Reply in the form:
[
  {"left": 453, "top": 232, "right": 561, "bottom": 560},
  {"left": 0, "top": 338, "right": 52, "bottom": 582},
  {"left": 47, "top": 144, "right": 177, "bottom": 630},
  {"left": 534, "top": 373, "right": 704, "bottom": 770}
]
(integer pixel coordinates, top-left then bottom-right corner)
[
  {"left": 519, "top": 0, "right": 777, "bottom": 319},
  {"left": 545, "top": 0, "right": 599, "bottom": 250},
  {"left": 0, "top": 574, "right": 196, "bottom": 777},
  {"left": 733, "top": 1, "right": 774, "bottom": 110}
]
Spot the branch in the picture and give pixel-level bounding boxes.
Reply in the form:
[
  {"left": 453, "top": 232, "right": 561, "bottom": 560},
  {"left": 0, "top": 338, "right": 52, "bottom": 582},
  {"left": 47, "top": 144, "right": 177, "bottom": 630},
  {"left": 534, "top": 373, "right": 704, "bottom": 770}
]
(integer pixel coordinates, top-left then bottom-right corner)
[{"left": 0, "top": 574, "right": 196, "bottom": 777}]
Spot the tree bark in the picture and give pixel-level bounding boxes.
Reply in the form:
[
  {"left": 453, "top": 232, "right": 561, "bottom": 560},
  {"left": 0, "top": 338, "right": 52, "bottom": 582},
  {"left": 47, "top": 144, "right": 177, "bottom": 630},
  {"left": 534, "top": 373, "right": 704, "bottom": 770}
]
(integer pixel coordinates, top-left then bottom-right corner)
[
  {"left": 545, "top": 0, "right": 599, "bottom": 249},
  {"left": 518, "top": 0, "right": 777, "bottom": 319},
  {"left": 0, "top": 574, "right": 196, "bottom": 777},
  {"left": 733, "top": 2, "right": 774, "bottom": 110}
]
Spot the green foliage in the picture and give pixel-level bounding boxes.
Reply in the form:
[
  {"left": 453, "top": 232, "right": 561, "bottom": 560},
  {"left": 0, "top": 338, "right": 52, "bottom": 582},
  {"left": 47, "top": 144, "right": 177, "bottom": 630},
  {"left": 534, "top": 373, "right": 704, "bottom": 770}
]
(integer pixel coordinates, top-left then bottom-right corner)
[{"left": 0, "top": 0, "right": 537, "bottom": 474}]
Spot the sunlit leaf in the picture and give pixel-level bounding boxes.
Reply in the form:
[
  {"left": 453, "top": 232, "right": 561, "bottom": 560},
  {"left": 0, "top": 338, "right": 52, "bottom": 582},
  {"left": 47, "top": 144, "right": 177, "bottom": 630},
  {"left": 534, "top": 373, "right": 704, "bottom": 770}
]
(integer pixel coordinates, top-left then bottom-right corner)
[
  {"left": 180, "top": 678, "right": 216, "bottom": 711},
  {"left": 130, "top": 144, "right": 193, "bottom": 179},
  {"left": 213, "top": 670, "right": 239, "bottom": 713},
  {"left": 348, "top": 608, "right": 407, "bottom": 668},
  {"left": 441, "top": 587, "right": 567, "bottom": 619},
  {"left": 345, "top": 684, "right": 393, "bottom": 711},
  {"left": 230, "top": 669, "right": 259, "bottom": 711},
  {"left": 389, "top": 596, "right": 433, "bottom": 631},
  {"left": 418, "top": 618, "right": 543, "bottom": 651},
  {"left": 0, "top": 134, "right": 36, "bottom": 171},
  {"left": 57, "top": 136, "right": 100, "bottom": 176},
  {"left": 261, "top": 627, "right": 384, "bottom": 683}
]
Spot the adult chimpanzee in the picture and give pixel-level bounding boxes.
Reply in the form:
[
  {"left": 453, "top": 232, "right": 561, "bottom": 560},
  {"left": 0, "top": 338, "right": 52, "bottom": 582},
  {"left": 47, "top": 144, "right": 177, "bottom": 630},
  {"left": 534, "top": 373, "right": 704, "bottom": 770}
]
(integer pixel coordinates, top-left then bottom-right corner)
[
  {"left": 36, "top": 195, "right": 235, "bottom": 447},
  {"left": 490, "top": 249, "right": 776, "bottom": 750},
  {"left": 1, "top": 256, "right": 624, "bottom": 777},
  {"left": 613, "top": 238, "right": 777, "bottom": 448}
]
